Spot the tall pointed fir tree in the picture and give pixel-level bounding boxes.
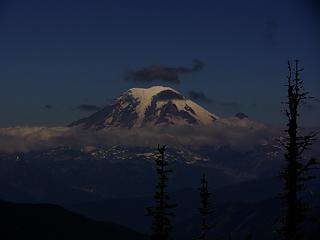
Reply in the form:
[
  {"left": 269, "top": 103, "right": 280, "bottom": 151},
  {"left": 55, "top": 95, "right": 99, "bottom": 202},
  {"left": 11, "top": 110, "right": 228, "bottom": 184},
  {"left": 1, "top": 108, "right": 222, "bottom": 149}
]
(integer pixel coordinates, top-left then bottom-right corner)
[
  {"left": 146, "top": 145, "right": 177, "bottom": 240},
  {"left": 196, "top": 174, "right": 214, "bottom": 240},
  {"left": 278, "top": 60, "right": 318, "bottom": 240},
  {"left": 243, "top": 233, "right": 252, "bottom": 240}
]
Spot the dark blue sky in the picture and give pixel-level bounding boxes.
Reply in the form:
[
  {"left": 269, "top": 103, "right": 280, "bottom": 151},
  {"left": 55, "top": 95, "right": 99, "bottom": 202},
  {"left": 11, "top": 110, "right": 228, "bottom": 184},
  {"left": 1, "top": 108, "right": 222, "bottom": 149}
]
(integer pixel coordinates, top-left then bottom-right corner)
[{"left": 0, "top": 0, "right": 319, "bottom": 127}]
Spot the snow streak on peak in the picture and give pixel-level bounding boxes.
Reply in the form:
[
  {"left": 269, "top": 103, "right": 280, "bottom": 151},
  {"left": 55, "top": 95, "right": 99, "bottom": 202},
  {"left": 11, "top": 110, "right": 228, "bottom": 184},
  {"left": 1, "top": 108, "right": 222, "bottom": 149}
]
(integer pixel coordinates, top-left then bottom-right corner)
[{"left": 125, "top": 86, "right": 180, "bottom": 126}]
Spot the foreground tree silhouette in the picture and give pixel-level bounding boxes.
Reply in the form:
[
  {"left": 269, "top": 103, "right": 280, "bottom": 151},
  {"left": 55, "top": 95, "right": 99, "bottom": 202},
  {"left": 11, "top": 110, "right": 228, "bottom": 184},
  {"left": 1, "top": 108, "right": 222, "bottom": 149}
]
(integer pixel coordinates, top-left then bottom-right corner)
[
  {"left": 146, "top": 145, "right": 177, "bottom": 240},
  {"left": 243, "top": 234, "right": 253, "bottom": 240},
  {"left": 196, "top": 174, "right": 214, "bottom": 240},
  {"left": 278, "top": 60, "right": 318, "bottom": 240}
]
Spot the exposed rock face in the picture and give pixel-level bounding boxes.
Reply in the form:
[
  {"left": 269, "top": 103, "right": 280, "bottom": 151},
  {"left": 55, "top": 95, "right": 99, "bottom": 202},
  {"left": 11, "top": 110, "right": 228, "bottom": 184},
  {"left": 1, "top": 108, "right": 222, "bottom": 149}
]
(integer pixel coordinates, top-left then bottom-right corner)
[
  {"left": 235, "top": 112, "right": 249, "bottom": 119},
  {"left": 69, "top": 94, "right": 139, "bottom": 129}
]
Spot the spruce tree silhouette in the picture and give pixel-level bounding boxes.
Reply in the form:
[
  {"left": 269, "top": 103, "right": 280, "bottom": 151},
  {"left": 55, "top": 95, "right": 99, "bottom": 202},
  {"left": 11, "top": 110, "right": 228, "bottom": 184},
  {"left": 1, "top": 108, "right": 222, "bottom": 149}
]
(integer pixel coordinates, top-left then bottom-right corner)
[
  {"left": 146, "top": 145, "right": 177, "bottom": 240},
  {"left": 278, "top": 60, "right": 318, "bottom": 240},
  {"left": 196, "top": 174, "right": 214, "bottom": 240},
  {"left": 243, "top": 233, "right": 252, "bottom": 240}
]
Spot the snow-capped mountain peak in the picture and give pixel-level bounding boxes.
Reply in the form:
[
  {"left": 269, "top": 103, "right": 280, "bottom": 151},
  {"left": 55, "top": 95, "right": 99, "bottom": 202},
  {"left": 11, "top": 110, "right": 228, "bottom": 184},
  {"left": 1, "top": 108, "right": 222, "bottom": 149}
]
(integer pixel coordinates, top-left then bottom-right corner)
[
  {"left": 70, "top": 86, "right": 219, "bottom": 129},
  {"left": 125, "top": 86, "right": 179, "bottom": 126}
]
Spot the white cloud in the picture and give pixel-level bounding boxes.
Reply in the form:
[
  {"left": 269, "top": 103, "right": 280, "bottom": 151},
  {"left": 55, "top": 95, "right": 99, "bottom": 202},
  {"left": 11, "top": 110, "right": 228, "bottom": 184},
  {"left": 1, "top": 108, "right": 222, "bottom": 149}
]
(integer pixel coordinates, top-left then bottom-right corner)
[{"left": 0, "top": 118, "right": 275, "bottom": 153}]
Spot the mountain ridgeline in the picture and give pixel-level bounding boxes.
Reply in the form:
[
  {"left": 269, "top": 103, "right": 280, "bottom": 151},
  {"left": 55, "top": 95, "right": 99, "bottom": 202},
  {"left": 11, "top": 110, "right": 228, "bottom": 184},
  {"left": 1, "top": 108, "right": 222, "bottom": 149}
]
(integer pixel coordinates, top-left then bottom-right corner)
[{"left": 0, "top": 200, "right": 145, "bottom": 240}]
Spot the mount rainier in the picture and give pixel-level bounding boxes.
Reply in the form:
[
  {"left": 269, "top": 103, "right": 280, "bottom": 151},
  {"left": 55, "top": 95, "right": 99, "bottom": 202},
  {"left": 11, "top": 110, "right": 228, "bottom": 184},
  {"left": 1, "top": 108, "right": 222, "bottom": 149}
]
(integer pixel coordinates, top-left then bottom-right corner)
[{"left": 70, "top": 86, "right": 219, "bottom": 129}]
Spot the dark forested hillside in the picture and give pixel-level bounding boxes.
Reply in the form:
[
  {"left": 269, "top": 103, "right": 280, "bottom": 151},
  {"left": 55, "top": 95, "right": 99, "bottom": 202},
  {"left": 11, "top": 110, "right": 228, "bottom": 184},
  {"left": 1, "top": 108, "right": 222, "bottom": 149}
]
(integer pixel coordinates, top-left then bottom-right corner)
[{"left": 0, "top": 200, "right": 145, "bottom": 240}]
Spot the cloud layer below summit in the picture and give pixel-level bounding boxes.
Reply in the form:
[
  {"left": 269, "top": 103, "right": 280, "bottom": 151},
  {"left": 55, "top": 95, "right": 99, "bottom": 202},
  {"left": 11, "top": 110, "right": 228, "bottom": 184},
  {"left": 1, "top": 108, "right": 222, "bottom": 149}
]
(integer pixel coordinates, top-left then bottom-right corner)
[{"left": 0, "top": 118, "right": 273, "bottom": 153}]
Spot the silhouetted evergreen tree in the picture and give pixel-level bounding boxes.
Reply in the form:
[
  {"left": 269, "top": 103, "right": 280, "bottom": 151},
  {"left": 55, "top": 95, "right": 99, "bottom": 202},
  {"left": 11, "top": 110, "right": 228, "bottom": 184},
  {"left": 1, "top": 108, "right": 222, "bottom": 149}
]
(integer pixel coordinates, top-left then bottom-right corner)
[
  {"left": 196, "top": 174, "right": 214, "bottom": 240},
  {"left": 146, "top": 145, "right": 177, "bottom": 240},
  {"left": 243, "top": 233, "right": 252, "bottom": 240},
  {"left": 278, "top": 60, "right": 318, "bottom": 240}
]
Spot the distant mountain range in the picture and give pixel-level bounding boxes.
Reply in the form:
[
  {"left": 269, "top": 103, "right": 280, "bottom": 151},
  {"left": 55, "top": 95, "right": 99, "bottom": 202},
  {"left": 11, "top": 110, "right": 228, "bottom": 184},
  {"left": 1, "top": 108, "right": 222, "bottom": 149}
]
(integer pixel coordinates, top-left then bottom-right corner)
[{"left": 0, "top": 144, "right": 281, "bottom": 202}]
